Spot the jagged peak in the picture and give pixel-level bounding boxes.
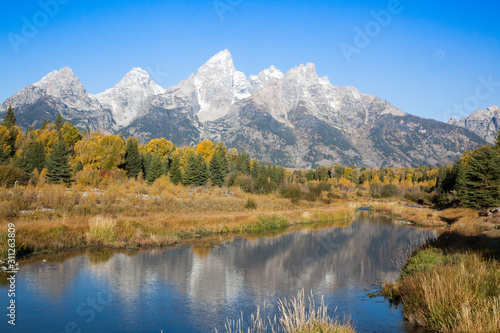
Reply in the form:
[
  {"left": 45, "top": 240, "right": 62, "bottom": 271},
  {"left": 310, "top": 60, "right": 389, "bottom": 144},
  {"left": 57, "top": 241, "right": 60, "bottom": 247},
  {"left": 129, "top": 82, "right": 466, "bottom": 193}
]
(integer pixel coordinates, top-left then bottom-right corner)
[
  {"left": 259, "top": 65, "right": 284, "bottom": 80},
  {"left": 197, "top": 50, "right": 235, "bottom": 76},
  {"left": 284, "top": 62, "right": 318, "bottom": 80},
  {"left": 35, "top": 66, "right": 80, "bottom": 88}
]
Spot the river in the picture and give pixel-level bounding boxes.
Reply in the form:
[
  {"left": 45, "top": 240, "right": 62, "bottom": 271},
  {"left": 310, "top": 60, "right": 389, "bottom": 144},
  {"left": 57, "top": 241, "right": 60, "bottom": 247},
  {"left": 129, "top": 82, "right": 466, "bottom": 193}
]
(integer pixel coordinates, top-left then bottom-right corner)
[{"left": 1, "top": 212, "right": 436, "bottom": 333}]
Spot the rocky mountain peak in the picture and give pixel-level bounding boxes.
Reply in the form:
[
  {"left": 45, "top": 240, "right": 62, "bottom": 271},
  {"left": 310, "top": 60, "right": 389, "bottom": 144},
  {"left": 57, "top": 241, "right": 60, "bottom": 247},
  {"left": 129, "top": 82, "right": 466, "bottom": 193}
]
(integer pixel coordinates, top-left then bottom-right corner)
[
  {"left": 446, "top": 105, "right": 500, "bottom": 143},
  {"left": 196, "top": 49, "right": 235, "bottom": 77},
  {"left": 487, "top": 105, "right": 499, "bottom": 113},
  {"left": 95, "top": 68, "right": 166, "bottom": 127}
]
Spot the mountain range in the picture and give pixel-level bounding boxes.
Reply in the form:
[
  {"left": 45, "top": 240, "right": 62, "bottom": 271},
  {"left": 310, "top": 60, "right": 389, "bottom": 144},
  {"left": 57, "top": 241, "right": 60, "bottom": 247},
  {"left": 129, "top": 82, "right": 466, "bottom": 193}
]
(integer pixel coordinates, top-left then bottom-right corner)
[{"left": 0, "top": 50, "right": 493, "bottom": 168}]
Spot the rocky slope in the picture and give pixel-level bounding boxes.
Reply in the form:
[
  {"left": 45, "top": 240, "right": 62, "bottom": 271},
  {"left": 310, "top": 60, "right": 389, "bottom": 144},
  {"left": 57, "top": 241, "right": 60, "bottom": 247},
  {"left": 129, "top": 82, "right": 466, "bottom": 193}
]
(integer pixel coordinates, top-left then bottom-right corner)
[
  {"left": 0, "top": 50, "right": 488, "bottom": 168},
  {"left": 447, "top": 105, "right": 499, "bottom": 144}
]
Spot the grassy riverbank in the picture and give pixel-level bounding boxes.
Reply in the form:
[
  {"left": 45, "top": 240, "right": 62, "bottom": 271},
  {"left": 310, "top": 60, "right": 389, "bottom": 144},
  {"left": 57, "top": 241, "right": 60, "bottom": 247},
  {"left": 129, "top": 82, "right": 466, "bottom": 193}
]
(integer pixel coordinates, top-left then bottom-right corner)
[
  {"left": 0, "top": 182, "right": 354, "bottom": 258},
  {"left": 382, "top": 207, "right": 500, "bottom": 332}
]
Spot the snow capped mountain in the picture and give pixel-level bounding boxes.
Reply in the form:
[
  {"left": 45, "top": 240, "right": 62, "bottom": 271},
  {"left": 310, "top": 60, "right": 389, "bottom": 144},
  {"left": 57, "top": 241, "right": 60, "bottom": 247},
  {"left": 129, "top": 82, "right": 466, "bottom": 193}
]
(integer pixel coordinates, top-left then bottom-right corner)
[
  {"left": 0, "top": 50, "right": 488, "bottom": 167},
  {"left": 447, "top": 105, "right": 500, "bottom": 143},
  {"left": 192, "top": 49, "right": 252, "bottom": 121},
  {"left": 96, "top": 67, "right": 165, "bottom": 127}
]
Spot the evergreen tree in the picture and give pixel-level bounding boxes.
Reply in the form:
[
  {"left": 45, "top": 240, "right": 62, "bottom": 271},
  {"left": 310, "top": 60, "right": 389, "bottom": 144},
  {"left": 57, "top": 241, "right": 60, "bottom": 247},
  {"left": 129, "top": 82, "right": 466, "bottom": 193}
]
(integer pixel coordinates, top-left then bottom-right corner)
[
  {"left": 146, "top": 154, "right": 164, "bottom": 184},
  {"left": 195, "top": 154, "right": 208, "bottom": 186},
  {"left": 142, "top": 153, "right": 153, "bottom": 176},
  {"left": 182, "top": 153, "right": 197, "bottom": 186},
  {"left": 0, "top": 145, "right": 8, "bottom": 165},
  {"left": 3, "top": 105, "right": 16, "bottom": 128},
  {"left": 124, "top": 138, "right": 142, "bottom": 179},
  {"left": 250, "top": 159, "right": 260, "bottom": 179},
  {"left": 23, "top": 141, "right": 46, "bottom": 174},
  {"left": 209, "top": 151, "right": 226, "bottom": 187},
  {"left": 54, "top": 113, "right": 64, "bottom": 130},
  {"left": 46, "top": 138, "right": 73, "bottom": 185},
  {"left": 40, "top": 119, "right": 50, "bottom": 130},
  {"left": 458, "top": 146, "right": 500, "bottom": 208},
  {"left": 169, "top": 154, "right": 182, "bottom": 185},
  {"left": 236, "top": 150, "right": 251, "bottom": 175},
  {"left": 183, "top": 153, "right": 208, "bottom": 186},
  {"left": 73, "top": 161, "right": 83, "bottom": 174}
]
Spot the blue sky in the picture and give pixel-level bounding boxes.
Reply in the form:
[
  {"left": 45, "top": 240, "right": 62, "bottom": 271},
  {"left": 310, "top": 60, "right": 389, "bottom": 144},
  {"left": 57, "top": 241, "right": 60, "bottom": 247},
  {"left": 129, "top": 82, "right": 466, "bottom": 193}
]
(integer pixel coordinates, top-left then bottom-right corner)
[{"left": 0, "top": 0, "right": 499, "bottom": 122}]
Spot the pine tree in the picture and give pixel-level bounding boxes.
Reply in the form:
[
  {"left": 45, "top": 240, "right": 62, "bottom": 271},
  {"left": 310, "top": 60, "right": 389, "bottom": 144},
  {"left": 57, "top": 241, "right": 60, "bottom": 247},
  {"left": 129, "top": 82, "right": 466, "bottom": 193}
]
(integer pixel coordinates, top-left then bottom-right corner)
[
  {"left": 54, "top": 113, "right": 64, "bottom": 130},
  {"left": 169, "top": 154, "right": 182, "bottom": 185},
  {"left": 236, "top": 150, "right": 251, "bottom": 175},
  {"left": 23, "top": 141, "right": 46, "bottom": 174},
  {"left": 195, "top": 154, "right": 208, "bottom": 186},
  {"left": 209, "top": 151, "right": 226, "bottom": 187},
  {"left": 142, "top": 153, "right": 153, "bottom": 176},
  {"left": 124, "top": 138, "right": 142, "bottom": 179},
  {"left": 182, "top": 153, "right": 197, "bottom": 186},
  {"left": 459, "top": 146, "right": 500, "bottom": 208},
  {"left": 183, "top": 153, "right": 208, "bottom": 187},
  {"left": 250, "top": 159, "right": 260, "bottom": 179},
  {"left": 46, "top": 138, "right": 73, "bottom": 185},
  {"left": 3, "top": 105, "right": 16, "bottom": 128},
  {"left": 0, "top": 145, "right": 8, "bottom": 165},
  {"left": 146, "top": 154, "right": 164, "bottom": 184}
]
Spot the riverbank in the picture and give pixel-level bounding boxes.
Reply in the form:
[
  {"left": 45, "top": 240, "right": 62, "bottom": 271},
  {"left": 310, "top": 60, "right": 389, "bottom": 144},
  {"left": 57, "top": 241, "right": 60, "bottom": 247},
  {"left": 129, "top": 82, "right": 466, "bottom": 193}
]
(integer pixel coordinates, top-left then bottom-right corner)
[
  {"left": 0, "top": 183, "right": 355, "bottom": 259},
  {"left": 381, "top": 207, "right": 500, "bottom": 332}
]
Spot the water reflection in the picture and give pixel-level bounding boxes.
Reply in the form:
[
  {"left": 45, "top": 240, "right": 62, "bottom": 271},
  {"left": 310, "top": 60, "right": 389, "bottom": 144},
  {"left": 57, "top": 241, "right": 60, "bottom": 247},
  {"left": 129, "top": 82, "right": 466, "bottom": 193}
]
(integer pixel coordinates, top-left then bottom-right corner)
[{"left": 1, "top": 212, "right": 435, "bottom": 333}]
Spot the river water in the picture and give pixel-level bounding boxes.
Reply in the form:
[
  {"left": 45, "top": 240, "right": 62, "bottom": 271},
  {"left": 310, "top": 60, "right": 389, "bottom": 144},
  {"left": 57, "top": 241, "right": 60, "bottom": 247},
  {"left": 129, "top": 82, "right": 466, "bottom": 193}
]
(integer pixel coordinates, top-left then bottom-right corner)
[{"left": 1, "top": 212, "right": 435, "bottom": 333}]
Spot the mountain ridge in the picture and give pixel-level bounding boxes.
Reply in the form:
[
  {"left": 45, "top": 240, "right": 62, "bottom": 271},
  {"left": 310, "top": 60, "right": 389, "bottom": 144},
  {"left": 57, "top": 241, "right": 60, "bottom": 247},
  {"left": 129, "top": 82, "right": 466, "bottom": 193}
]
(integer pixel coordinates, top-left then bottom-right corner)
[{"left": 0, "top": 50, "right": 489, "bottom": 168}]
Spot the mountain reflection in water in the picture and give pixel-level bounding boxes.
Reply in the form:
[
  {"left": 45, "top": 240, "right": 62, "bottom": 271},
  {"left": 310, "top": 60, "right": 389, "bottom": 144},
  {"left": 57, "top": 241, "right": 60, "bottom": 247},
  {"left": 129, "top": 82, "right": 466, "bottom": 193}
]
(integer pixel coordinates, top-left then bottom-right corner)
[{"left": 1, "top": 212, "right": 435, "bottom": 333}]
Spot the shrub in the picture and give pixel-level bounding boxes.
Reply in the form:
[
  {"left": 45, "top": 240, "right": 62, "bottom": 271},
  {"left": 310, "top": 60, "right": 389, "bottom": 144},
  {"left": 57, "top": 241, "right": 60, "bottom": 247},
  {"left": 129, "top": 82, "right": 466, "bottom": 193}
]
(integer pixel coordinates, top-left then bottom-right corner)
[
  {"left": 234, "top": 174, "right": 254, "bottom": 193},
  {"left": 244, "top": 198, "right": 257, "bottom": 210},
  {"left": 280, "top": 184, "right": 303, "bottom": 203},
  {"left": 0, "top": 165, "right": 27, "bottom": 187}
]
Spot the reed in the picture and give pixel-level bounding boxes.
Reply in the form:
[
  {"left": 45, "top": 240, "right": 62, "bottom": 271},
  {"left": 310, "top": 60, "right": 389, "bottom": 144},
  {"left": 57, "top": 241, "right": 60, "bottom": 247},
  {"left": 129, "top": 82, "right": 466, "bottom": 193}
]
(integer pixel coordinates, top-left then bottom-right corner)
[{"left": 217, "top": 290, "right": 356, "bottom": 333}]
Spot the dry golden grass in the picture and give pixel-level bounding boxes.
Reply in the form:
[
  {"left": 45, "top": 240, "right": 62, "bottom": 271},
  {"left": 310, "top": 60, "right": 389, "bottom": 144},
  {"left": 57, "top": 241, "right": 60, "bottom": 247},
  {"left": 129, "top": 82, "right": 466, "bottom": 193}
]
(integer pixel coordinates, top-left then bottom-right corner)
[
  {"left": 218, "top": 290, "right": 356, "bottom": 333},
  {"left": 398, "top": 251, "right": 500, "bottom": 332},
  {"left": 0, "top": 182, "right": 355, "bottom": 257}
]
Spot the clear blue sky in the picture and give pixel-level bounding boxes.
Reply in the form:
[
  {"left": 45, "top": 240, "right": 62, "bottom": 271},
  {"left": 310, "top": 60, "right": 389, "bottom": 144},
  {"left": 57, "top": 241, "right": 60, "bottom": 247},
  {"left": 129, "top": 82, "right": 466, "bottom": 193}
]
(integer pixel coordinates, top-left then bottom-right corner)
[{"left": 1, "top": 0, "right": 499, "bottom": 122}]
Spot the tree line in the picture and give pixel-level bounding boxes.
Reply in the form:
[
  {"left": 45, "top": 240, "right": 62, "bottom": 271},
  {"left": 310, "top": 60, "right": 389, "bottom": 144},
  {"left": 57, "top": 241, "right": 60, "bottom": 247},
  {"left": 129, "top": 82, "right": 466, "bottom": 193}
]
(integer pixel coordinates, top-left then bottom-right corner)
[
  {"left": 1, "top": 106, "right": 499, "bottom": 209},
  {"left": 0, "top": 107, "right": 287, "bottom": 193}
]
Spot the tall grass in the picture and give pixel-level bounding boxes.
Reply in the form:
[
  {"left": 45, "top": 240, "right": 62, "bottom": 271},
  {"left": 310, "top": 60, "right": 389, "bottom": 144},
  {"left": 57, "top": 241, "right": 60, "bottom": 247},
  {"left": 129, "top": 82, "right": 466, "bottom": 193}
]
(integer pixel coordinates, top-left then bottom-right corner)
[
  {"left": 385, "top": 248, "right": 500, "bottom": 332},
  {"left": 217, "top": 290, "right": 356, "bottom": 333}
]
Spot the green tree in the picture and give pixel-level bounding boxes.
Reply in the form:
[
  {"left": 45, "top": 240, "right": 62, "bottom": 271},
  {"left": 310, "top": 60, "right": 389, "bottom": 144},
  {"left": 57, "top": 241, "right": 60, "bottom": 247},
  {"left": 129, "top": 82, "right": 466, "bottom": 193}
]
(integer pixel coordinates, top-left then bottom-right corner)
[
  {"left": 169, "top": 154, "right": 182, "bottom": 185},
  {"left": 458, "top": 146, "right": 500, "bottom": 208},
  {"left": 250, "top": 159, "right": 260, "bottom": 179},
  {"left": 124, "top": 138, "right": 142, "bottom": 178},
  {"left": 146, "top": 154, "right": 164, "bottom": 184},
  {"left": 209, "top": 151, "right": 227, "bottom": 187},
  {"left": 3, "top": 105, "right": 16, "bottom": 128},
  {"left": 23, "top": 141, "right": 46, "bottom": 174},
  {"left": 54, "top": 113, "right": 64, "bottom": 130},
  {"left": 183, "top": 153, "right": 208, "bottom": 187},
  {"left": 236, "top": 150, "right": 251, "bottom": 175},
  {"left": 46, "top": 138, "right": 73, "bottom": 185},
  {"left": 0, "top": 145, "right": 8, "bottom": 165}
]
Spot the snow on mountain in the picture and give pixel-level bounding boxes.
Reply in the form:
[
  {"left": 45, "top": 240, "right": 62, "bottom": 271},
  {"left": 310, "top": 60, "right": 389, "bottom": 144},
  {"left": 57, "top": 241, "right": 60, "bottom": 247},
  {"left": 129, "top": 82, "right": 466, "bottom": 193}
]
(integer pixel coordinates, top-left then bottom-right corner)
[
  {"left": 96, "top": 68, "right": 165, "bottom": 127},
  {"left": 248, "top": 65, "right": 284, "bottom": 91},
  {"left": 1, "top": 67, "right": 101, "bottom": 112},
  {"left": 192, "top": 50, "right": 251, "bottom": 121}
]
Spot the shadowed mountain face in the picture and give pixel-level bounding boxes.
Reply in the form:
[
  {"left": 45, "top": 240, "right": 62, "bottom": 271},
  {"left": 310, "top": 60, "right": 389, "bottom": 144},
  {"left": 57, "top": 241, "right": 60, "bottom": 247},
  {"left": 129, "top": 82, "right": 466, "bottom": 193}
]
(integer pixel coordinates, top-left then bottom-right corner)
[
  {"left": 0, "top": 51, "right": 487, "bottom": 167},
  {"left": 4, "top": 213, "right": 435, "bottom": 333}
]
